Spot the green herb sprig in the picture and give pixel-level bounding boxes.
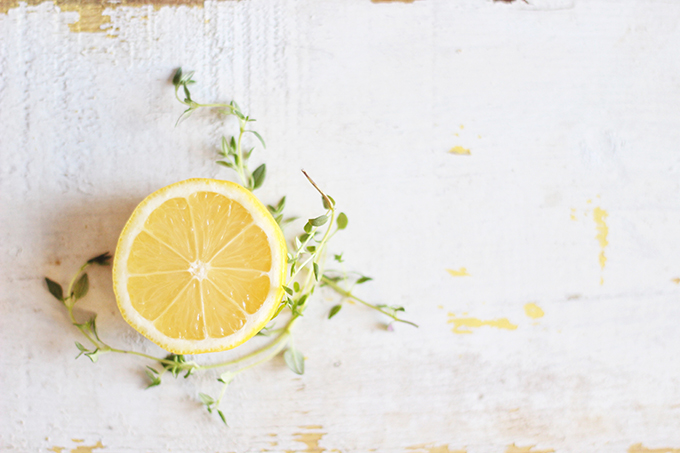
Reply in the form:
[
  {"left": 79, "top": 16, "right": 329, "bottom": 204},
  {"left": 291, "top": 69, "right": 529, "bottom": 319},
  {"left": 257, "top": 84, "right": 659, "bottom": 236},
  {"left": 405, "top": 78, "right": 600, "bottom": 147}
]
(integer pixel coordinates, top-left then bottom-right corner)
[{"left": 44, "top": 68, "right": 416, "bottom": 425}]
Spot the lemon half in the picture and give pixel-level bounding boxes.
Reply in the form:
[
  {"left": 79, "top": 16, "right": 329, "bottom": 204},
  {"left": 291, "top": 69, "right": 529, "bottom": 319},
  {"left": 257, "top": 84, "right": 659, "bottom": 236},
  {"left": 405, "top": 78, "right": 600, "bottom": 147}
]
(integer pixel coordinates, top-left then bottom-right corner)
[{"left": 113, "top": 179, "right": 287, "bottom": 354}]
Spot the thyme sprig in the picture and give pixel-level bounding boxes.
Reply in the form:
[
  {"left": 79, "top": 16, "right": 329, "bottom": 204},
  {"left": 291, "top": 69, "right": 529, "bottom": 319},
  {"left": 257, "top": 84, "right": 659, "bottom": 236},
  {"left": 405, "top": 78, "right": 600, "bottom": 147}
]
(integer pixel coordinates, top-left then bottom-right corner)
[
  {"left": 43, "top": 68, "right": 415, "bottom": 425},
  {"left": 173, "top": 68, "right": 266, "bottom": 191}
]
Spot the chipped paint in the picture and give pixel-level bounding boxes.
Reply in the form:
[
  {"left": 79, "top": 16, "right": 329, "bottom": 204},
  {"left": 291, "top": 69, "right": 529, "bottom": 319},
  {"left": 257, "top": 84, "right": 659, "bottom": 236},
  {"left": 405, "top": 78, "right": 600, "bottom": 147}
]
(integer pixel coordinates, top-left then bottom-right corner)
[
  {"left": 593, "top": 206, "right": 609, "bottom": 284},
  {"left": 71, "top": 442, "right": 105, "bottom": 453},
  {"left": 628, "top": 444, "right": 680, "bottom": 453},
  {"left": 448, "top": 146, "right": 471, "bottom": 155},
  {"left": 0, "top": 0, "right": 203, "bottom": 33},
  {"left": 524, "top": 303, "right": 544, "bottom": 319},
  {"left": 407, "top": 443, "right": 467, "bottom": 453},
  {"left": 288, "top": 427, "right": 326, "bottom": 452},
  {"left": 447, "top": 313, "right": 518, "bottom": 334},
  {"left": 506, "top": 445, "right": 554, "bottom": 453},
  {"left": 49, "top": 441, "right": 105, "bottom": 453},
  {"left": 446, "top": 267, "right": 470, "bottom": 277}
]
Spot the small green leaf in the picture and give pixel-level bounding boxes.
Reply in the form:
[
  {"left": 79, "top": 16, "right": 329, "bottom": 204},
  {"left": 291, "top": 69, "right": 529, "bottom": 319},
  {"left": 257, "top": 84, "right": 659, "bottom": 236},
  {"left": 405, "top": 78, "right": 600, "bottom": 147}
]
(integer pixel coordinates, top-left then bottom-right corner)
[
  {"left": 85, "top": 349, "right": 101, "bottom": 363},
  {"left": 182, "top": 84, "right": 192, "bottom": 102},
  {"left": 356, "top": 276, "right": 373, "bottom": 284},
  {"left": 88, "top": 316, "right": 101, "bottom": 341},
  {"left": 72, "top": 273, "right": 89, "bottom": 300},
  {"left": 252, "top": 164, "right": 266, "bottom": 190},
  {"left": 199, "top": 393, "right": 215, "bottom": 406},
  {"left": 293, "top": 282, "right": 300, "bottom": 292},
  {"left": 322, "top": 194, "right": 336, "bottom": 210},
  {"left": 328, "top": 304, "right": 342, "bottom": 319},
  {"left": 313, "top": 263, "right": 320, "bottom": 281},
  {"left": 306, "top": 246, "right": 316, "bottom": 253},
  {"left": 299, "top": 233, "right": 310, "bottom": 243},
  {"left": 283, "top": 286, "right": 293, "bottom": 296},
  {"left": 246, "top": 130, "right": 266, "bottom": 149},
  {"left": 45, "top": 277, "right": 63, "bottom": 301},
  {"left": 276, "top": 196, "right": 286, "bottom": 212},
  {"left": 75, "top": 342, "right": 87, "bottom": 352},
  {"left": 336, "top": 212, "right": 348, "bottom": 230},
  {"left": 310, "top": 215, "right": 328, "bottom": 227},
  {"left": 218, "top": 371, "right": 235, "bottom": 385},
  {"left": 179, "top": 70, "right": 195, "bottom": 85},
  {"left": 145, "top": 368, "right": 162, "bottom": 388},
  {"left": 216, "top": 160, "right": 234, "bottom": 169},
  {"left": 284, "top": 347, "right": 305, "bottom": 375},
  {"left": 175, "top": 108, "right": 194, "bottom": 126},
  {"left": 333, "top": 253, "right": 344, "bottom": 263},
  {"left": 87, "top": 252, "right": 111, "bottom": 265},
  {"left": 298, "top": 294, "right": 309, "bottom": 305},
  {"left": 172, "top": 67, "right": 183, "bottom": 86},
  {"left": 217, "top": 410, "right": 228, "bottom": 426},
  {"left": 303, "top": 222, "right": 312, "bottom": 233}
]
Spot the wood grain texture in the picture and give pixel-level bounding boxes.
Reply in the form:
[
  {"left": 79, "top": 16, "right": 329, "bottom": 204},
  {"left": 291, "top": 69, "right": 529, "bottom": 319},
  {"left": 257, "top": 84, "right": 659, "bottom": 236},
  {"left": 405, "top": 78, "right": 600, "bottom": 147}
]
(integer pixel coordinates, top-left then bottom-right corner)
[{"left": 1, "top": 0, "right": 680, "bottom": 451}]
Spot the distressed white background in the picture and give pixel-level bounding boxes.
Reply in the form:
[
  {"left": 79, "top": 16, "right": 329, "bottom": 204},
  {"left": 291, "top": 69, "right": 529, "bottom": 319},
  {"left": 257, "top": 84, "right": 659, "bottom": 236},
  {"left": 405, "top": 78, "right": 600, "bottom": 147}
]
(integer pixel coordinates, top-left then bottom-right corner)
[{"left": 1, "top": 0, "right": 680, "bottom": 452}]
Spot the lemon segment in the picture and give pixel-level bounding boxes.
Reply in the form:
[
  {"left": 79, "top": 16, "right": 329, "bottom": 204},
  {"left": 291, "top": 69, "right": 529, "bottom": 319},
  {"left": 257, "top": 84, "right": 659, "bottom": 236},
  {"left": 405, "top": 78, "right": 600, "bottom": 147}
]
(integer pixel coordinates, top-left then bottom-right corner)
[{"left": 113, "top": 179, "right": 286, "bottom": 354}]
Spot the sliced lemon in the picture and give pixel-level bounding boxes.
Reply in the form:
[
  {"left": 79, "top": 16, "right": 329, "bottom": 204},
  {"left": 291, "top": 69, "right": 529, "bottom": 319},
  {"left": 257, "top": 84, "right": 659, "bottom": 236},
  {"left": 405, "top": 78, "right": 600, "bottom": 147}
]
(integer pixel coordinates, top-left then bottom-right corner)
[{"left": 113, "top": 179, "right": 287, "bottom": 354}]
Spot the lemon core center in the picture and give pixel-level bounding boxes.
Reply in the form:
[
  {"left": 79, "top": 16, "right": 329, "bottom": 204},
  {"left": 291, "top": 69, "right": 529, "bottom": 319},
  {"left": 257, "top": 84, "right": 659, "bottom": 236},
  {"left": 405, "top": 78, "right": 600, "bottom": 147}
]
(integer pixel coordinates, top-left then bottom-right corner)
[{"left": 189, "top": 260, "right": 210, "bottom": 281}]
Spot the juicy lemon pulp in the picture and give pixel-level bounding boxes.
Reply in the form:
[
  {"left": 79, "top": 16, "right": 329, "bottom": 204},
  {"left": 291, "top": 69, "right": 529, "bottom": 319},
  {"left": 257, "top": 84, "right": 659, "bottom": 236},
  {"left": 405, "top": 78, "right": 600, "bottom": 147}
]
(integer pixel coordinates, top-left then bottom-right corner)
[{"left": 113, "top": 179, "right": 286, "bottom": 354}]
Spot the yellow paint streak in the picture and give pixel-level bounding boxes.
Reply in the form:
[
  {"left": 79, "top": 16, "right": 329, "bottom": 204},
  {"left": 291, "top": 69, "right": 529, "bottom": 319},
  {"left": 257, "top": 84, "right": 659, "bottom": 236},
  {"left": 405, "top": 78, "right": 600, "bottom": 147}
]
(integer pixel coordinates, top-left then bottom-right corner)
[
  {"left": 506, "top": 445, "right": 554, "bottom": 453},
  {"left": 628, "top": 444, "right": 680, "bottom": 453},
  {"left": 71, "top": 441, "right": 105, "bottom": 453},
  {"left": 446, "top": 267, "right": 470, "bottom": 277},
  {"left": 524, "top": 303, "right": 544, "bottom": 319},
  {"left": 672, "top": 278, "right": 680, "bottom": 284},
  {"left": 447, "top": 313, "right": 518, "bottom": 334},
  {"left": 0, "top": 0, "right": 203, "bottom": 33},
  {"left": 593, "top": 207, "right": 609, "bottom": 283},
  {"left": 448, "top": 146, "right": 471, "bottom": 155},
  {"left": 49, "top": 442, "right": 104, "bottom": 453},
  {"left": 407, "top": 443, "right": 467, "bottom": 453},
  {"left": 570, "top": 208, "right": 577, "bottom": 220},
  {"left": 291, "top": 428, "right": 326, "bottom": 452}
]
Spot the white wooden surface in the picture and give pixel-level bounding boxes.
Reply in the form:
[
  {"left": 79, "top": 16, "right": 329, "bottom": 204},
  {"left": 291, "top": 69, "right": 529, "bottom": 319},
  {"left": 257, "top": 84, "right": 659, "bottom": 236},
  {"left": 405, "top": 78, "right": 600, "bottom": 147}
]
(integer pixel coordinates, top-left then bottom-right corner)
[{"left": 2, "top": 0, "right": 680, "bottom": 452}]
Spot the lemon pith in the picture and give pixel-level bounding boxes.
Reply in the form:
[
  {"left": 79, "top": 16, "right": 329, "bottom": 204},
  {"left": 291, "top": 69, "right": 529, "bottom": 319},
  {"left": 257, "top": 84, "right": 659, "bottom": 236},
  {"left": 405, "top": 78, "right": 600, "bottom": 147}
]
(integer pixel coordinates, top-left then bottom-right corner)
[{"left": 113, "top": 179, "right": 286, "bottom": 354}]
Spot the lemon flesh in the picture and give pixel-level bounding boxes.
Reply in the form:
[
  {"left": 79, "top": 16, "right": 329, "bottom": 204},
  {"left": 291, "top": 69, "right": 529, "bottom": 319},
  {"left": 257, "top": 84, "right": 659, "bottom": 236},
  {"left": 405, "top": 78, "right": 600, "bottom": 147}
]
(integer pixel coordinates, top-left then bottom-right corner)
[{"left": 113, "top": 179, "right": 286, "bottom": 354}]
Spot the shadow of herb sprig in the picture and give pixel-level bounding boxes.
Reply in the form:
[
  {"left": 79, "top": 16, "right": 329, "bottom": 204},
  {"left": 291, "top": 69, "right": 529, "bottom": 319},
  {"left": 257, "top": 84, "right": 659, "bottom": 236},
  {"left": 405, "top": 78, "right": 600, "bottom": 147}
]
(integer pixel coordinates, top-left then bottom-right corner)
[{"left": 44, "top": 68, "right": 416, "bottom": 426}]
